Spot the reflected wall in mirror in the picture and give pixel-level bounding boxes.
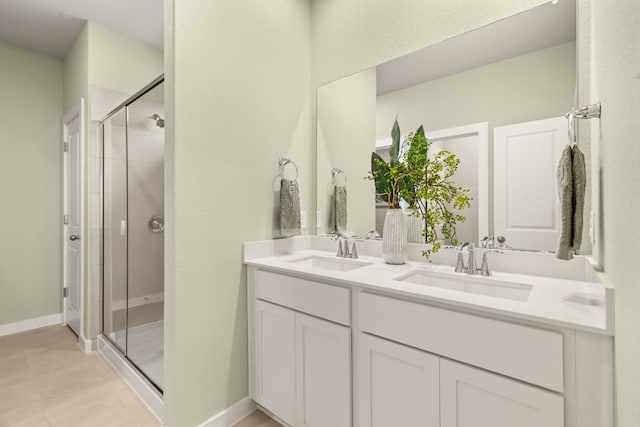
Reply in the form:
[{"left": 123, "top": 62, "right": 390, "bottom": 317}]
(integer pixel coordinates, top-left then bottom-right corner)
[{"left": 316, "top": 0, "right": 588, "bottom": 253}]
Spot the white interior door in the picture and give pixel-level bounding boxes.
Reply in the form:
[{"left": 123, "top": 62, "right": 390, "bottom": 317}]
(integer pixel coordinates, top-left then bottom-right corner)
[
  {"left": 494, "top": 117, "right": 567, "bottom": 251},
  {"left": 63, "top": 100, "right": 84, "bottom": 337}
]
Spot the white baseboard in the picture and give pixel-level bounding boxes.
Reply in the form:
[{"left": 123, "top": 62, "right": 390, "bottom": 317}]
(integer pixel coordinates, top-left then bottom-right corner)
[
  {"left": 111, "top": 292, "right": 164, "bottom": 311},
  {"left": 79, "top": 334, "right": 95, "bottom": 353},
  {"left": 0, "top": 313, "right": 62, "bottom": 337},
  {"left": 98, "top": 336, "right": 163, "bottom": 422},
  {"left": 197, "top": 397, "right": 257, "bottom": 427}
]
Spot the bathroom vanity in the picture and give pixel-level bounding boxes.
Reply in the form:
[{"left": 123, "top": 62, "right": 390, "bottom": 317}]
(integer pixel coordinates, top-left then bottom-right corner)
[{"left": 244, "top": 237, "right": 613, "bottom": 427}]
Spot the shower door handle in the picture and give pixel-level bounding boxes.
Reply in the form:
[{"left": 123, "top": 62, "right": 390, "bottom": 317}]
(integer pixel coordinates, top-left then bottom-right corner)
[
  {"left": 69, "top": 234, "right": 80, "bottom": 241},
  {"left": 149, "top": 215, "right": 164, "bottom": 233}
]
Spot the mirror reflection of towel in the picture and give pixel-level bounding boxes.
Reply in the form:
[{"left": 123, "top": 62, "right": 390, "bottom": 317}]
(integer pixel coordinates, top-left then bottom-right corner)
[
  {"left": 556, "top": 145, "right": 586, "bottom": 260},
  {"left": 329, "top": 185, "right": 347, "bottom": 233},
  {"left": 280, "top": 178, "right": 301, "bottom": 237}
]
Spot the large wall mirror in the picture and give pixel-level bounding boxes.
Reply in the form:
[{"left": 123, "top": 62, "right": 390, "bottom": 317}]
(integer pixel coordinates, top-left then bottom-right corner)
[{"left": 316, "top": 0, "right": 591, "bottom": 253}]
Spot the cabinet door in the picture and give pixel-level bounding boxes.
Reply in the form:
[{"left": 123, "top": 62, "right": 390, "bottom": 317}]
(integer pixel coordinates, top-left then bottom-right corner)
[
  {"left": 256, "top": 300, "right": 296, "bottom": 426},
  {"left": 440, "top": 359, "right": 564, "bottom": 427},
  {"left": 296, "top": 312, "right": 351, "bottom": 427},
  {"left": 359, "top": 333, "right": 439, "bottom": 427}
]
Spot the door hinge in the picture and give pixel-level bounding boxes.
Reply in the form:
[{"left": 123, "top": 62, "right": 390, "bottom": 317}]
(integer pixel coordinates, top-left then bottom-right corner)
[
  {"left": 63, "top": 214, "right": 69, "bottom": 225},
  {"left": 63, "top": 287, "right": 69, "bottom": 298},
  {"left": 63, "top": 142, "right": 69, "bottom": 152}
]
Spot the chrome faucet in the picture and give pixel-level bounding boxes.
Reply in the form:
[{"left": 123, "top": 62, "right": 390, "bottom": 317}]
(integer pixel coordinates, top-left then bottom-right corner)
[
  {"left": 465, "top": 243, "right": 477, "bottom": 274},
  {"left": 455, "top": 242, "right": 477, "bottom": 275},
  {"left": 332, "top": 234, "right": 358, "bottom": 259},
  {"left": 480, "top": 236, "right": 495, "bottom": 249},
  {"left": 349, "top": 241, "right": 359, "bottom": 259},
  {"left": 479, "top": 250, "right": 502, "bottom": 276},
  {"left": 333, "top": 234, "right": 349, "bottom": 258}
]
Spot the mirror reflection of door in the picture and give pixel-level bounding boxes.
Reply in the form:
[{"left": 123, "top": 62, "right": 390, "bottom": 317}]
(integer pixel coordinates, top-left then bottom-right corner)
[
  {"left": 494, "top": 117, "right": 567, "bottom": 251},
  {"left": 317, "top": 0, "right": 580, "bottom": 252}
]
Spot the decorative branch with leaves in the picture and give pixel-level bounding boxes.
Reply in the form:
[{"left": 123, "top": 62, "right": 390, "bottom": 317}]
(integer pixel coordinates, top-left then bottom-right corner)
[
  {"left": 368, "top": 119, "right": 412, "bottom": 208},
  {"left": 369, "top": 119, "right": 472, "bottom": 259}
]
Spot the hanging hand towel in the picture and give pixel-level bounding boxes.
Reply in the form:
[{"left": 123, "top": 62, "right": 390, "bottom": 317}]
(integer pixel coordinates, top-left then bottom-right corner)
[
  {"left": 329, "top": 185, "right": 348, "bottom": 233},
  {"left": 571, "top": 145, "right": 586, "bottom": 251},
  {"left": 556, "top": 145, "right": 574, "bottom": 260},
  {"left": 280, "top": 178, "right": 301, "bottom": 237}
]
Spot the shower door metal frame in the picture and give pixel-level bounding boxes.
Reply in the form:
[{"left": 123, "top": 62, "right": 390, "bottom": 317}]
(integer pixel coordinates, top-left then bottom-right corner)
[{"left": 100, "top": 74, "right": 165, "bottom": 393}]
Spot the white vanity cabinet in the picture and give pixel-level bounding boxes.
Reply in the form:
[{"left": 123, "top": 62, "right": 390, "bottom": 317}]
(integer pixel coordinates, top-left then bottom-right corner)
[
  {"left": 358, "top": 333, "right": 440, "bottom": 426},
  {"left": 358, "top": 333, "right": 563, "bottom": 427},
  {"left": 255, "top": 300, "right": 296, "bottom": 425},
  {"left": 295, "top": 312, "right": 350, "bottom": 427},
  {"left": 247, "top": 261, "right": 613, "bottom": 427},
  {"left": 251, "top": 270, "right": 351, "bottom": 427},
  {"left": 440, "top": 359, "right": 563, "bottom": 427},
  {"left": 358, "top": 292, "right": 565, "bottom": 427}
]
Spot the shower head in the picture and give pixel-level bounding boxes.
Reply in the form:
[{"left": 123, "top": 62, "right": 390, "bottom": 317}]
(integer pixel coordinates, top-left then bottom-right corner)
[{"left": 152, "top": 114, "right": 165, "bottom": 128}]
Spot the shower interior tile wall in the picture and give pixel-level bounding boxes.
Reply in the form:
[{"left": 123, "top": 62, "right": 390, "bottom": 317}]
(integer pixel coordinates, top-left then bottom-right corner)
[{"left": 88, "top": 86, "right": 165, "bottom": 340}]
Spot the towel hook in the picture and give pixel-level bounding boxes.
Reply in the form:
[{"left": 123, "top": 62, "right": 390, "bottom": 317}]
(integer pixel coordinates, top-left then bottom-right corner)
[
  {"left": 279, "top": 157, "right": 299, "bottom": 180},
  {"left": 331, "top": 168, "right": 347, "bottom": 184}
]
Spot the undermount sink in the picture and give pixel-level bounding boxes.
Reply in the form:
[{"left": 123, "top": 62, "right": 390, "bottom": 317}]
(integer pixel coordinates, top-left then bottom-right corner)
[
  {"left": 287, "top": 255, "right": 371, "bottom": 272},
  {"left": 395, "top": 269, "right": 532, "bottom": 302}
]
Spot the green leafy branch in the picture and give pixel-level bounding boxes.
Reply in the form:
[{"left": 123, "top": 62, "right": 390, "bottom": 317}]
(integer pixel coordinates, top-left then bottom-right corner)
[{"left": 368, "top": 119, "right": 472, "bottom": 259}]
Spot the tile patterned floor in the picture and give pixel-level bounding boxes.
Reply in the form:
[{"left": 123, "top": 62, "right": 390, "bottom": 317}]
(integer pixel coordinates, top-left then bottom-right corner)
[
  {"left": 232, "top": 410, "right": 282, "bottom": 427},
  {"left": 0, "top": 325, "right": 161, "bottom": 427},
  {"left": 0, "top": 325, "right": 279, "bottom": 427}
]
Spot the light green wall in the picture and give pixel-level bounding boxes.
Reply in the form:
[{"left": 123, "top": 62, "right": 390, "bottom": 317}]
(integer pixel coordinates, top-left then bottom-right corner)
[
  {"left": 311, "top": 0, "right": 549, "bottom": 86},
  {"left": 375, "top": 41, "right": 576, "bottom": 240},
  {"left": 317, "top": 68, "right": 377, "bottom": 236},
  {"left": 87, "top": 22, "right": 164, "bottom": 97},
  {"left": 164, "top": 0, "right": 311, "bottom": 425},
  {"left": 0, "top": 41, "right": 63, "bottom": 325},
  {"left": 375, "top": 42, "right": 576, "bottom": 138},
  {"left": 164, "top": 0, "right": 558, "bottom": 425},
  {"left": 590, "top": 0, "right": 640, "bottom": 424},
  {"left": 63, "top": 24, "right": 89, "bottom": 113}
]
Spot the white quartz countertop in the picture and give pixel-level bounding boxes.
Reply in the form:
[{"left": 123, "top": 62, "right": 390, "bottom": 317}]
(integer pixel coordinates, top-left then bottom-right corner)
[{"left": 245, "top": 248, "right": 613, "bottom": 335}]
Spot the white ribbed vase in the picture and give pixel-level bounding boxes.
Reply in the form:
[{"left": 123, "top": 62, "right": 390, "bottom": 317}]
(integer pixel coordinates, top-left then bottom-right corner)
[
  {"left": 382, "top": 209, "right": 408, "bottom": 264},
  {"left": 405, "top": 211, "right": 424, "bottom": 244}
]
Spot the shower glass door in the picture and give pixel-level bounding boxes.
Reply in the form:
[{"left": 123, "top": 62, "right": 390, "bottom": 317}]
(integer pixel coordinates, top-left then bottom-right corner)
[
  {"left": 102, "top": 77, "right": 165, "bottom": 392},
  {"left": 124, "top": 82, "right": 165, "bottom": 390},
  {"left": 102, "top": 108, "right": 128, "bottom": 355}
]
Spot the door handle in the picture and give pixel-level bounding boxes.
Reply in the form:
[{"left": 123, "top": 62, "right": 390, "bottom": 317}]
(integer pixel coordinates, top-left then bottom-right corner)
[{"left": 69, "top": 234, "right": 80, "bottom": 241}]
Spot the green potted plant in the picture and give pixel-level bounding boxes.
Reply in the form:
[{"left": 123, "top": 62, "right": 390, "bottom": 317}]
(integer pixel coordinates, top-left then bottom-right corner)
[
  {"left": 369, "top": 119, "right": 471, "bottom": 262},
  {"left": 369, "top": 120, "right": 412, "bottom": 264},
  {"left": 400, "top": 125, "right": 471, "bottom": 259}
]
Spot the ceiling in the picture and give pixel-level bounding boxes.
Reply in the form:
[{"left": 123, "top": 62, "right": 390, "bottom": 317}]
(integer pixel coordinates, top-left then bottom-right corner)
[
  {"left": 377, "top": 0, "right": 576, "bottom": 95},
  {"left": 0, "top": 0, "right": 163, "bottom": 58}
]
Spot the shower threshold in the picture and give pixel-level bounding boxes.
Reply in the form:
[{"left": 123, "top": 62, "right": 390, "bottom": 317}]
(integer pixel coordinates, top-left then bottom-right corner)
[{"left": 98, "top": 334, "right": 164, "bottom": 422}]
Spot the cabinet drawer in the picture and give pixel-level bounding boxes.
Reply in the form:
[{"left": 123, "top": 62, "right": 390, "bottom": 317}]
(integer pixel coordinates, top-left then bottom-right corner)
[
  {"left": 359, "top": 292, "right": 563, "bottom": 392},
  {"left": 256, "top": 270, "right": 350, "bottom": 325}
]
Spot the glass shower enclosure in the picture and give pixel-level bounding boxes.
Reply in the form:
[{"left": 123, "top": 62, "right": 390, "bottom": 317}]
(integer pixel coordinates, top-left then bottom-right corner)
[{"left": 101, "top": 76, "right": 165, "bottom": 392}]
